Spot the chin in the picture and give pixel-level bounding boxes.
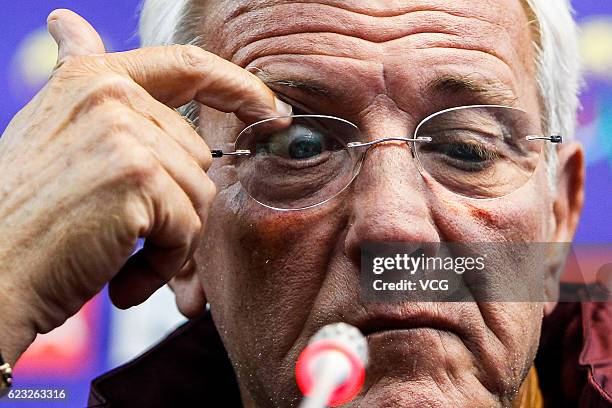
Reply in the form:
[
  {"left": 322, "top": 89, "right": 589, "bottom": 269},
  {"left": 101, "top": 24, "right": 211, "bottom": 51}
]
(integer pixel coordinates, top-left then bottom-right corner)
[{"left": 347, "top": 379, "right": 500, "bottom": 408}]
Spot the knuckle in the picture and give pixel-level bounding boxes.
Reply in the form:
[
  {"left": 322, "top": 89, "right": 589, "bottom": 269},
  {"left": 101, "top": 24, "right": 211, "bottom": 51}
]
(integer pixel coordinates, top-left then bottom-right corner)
[
  {"left": 204, "top": 176, "right": 218, "bottom": 200},
  {"left": 95, "top": 103, "right": 138, "bottom": 133},
  {"left": 171, "top": 44, "right": 212, "bottom": 78},
  {"left": 178, "top": 210, "right": 202, "bottom": 250},
  {"left": 122, "top": 198, "right": 152, "bottom": 240},
  {"left": 108, "top": 142, "right": 159, "bottom": 185},
  {"left": 186, "top": 137, "right": 213, "bottom": 171},
  {"left": 169, "top": 110, "right": 213, "bottom": 168},
  {"left": 120, "top": 149, "right": 159, "bottom": 183},
  {"left": 174, "top": 44, "right": 209, "bottom": 66},
  {"left": 201, "top": 144, "right": 213, "bottom": 170},
  {"left": 68, "top": 75, "right": 141, "bottom": 119},
  {"left": 190, "top": 213, "right": 203, "bottom": 239},
  {"left": 83, "top": 74, "right": 139, "bottom": 102},
  {"left": 188, "top": 142, "right": 213, "bottom": 171},
  {"left": 197, "top": 176, "right": 217, "bottom": 213},
  {"left": 247, "top": 78, "right": 272, "bottom": 104}
]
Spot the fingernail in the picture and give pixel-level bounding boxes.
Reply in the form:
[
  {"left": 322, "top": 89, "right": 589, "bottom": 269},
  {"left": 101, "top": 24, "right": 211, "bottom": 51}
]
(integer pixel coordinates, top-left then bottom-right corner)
[{"left": 274, "top": 97, "right": 293, "bottom": 117}]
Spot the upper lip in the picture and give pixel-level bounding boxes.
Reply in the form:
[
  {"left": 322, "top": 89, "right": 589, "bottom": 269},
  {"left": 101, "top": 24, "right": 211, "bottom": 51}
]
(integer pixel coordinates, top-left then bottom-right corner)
[{"left": 346, "top": 306, "right": 468, "bottom": 339}]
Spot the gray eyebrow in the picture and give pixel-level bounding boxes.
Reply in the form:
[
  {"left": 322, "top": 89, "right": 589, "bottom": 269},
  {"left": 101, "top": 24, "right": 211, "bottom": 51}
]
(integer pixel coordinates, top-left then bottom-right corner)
[
  {"left": 429, "top": 75, "right": 519, "bottom": 107},
  {"left": 250, "top": 67, "right": 332, "bottom": 97},
  {"left": 250, "top": 68, "right": 518, "bottom": 106}
]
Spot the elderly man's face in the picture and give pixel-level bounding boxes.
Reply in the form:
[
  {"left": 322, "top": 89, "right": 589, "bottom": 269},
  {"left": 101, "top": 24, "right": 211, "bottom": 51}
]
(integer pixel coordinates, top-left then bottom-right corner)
[{"left": 181, "top": 0, "right": 582, "bottom": 406}]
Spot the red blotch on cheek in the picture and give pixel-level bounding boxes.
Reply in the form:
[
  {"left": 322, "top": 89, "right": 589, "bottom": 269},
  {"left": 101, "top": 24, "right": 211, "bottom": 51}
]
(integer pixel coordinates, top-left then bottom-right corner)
[
  {"left": 236, "top": 209, "right": 317, "bottom": 263},
  {"left": 466, "top": 204, "right": 497, "bottom": 225}
]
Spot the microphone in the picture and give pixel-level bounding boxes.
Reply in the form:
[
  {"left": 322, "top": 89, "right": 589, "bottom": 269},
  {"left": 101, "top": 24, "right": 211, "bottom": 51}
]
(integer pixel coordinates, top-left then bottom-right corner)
[{"left": 296, "top": 323, "right": 368, "bottom": 408}]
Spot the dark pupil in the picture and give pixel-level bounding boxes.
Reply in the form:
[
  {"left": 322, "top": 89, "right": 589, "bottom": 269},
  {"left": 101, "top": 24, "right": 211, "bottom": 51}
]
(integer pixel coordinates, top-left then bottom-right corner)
[
  {"left": 447, "top": 143, "right": 486, "bottom": 162},
  {"left": 289, "top": 134, "right": 322, "bottom": 159}
]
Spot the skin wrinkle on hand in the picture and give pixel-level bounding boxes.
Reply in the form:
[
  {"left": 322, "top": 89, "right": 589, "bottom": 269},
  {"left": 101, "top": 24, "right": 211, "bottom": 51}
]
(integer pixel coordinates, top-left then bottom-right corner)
[{"left": 183, "top": 1, "right": 585, "bottom": 407}]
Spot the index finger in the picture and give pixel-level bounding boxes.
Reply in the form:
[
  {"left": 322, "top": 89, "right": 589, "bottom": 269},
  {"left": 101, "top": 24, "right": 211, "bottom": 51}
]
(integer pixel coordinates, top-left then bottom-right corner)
[{"left": 85, "top": 45, "right": 293, "bottom": 124}]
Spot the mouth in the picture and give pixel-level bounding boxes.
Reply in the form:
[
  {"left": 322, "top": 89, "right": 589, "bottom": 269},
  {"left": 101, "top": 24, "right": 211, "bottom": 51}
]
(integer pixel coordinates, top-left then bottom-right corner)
[{"left": 350, "top": 309, "right": 465, "bottom": 340}]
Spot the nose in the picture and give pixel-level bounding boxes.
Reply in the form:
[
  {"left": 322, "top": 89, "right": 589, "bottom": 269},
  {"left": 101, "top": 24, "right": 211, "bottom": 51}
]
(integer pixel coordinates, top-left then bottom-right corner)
[{"left": 344, "top": 140, "right": 440, "bottom": 265}]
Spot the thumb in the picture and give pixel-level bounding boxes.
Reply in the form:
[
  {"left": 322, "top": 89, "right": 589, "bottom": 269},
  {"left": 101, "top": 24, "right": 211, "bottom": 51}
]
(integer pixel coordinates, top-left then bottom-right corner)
[{"left": 47, "top": 9, "right": 106, "bottom": 63}]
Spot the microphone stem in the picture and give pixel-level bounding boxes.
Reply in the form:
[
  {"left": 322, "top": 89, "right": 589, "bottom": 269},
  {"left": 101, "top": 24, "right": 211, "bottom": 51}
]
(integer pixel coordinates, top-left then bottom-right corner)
[{"left": 299, "top": 354, "right": 349, "bottom": 408}]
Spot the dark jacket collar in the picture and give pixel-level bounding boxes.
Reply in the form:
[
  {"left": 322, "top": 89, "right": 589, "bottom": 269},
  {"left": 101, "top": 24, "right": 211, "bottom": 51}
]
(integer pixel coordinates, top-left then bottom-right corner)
[{"left": 88, "top": 311, "right": 242, "bottom": 408}]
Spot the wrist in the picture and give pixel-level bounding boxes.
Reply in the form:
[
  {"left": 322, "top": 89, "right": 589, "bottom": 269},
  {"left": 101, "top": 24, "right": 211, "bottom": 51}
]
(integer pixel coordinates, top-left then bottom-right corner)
[
  {"left": 0, "top": 286, "right": 38, "bottom": 367},
  {"left": 0, "top": 321, "right": 36, "bottom": 368}
]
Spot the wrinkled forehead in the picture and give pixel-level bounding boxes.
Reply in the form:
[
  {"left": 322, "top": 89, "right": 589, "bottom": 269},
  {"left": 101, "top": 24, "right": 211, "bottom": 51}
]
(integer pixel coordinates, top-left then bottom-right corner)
[
  {"left": 188, "top": 0, "right": 540, "bottom": 127},
  {"left": 193, "top": 0, "right": 535, "bottom": 68}
]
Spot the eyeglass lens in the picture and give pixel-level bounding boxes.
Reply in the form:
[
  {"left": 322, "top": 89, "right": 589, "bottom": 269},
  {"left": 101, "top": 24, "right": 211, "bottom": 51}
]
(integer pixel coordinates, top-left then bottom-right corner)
[{"left": 231, "top": 107, "right": 545, "bottom": 210}]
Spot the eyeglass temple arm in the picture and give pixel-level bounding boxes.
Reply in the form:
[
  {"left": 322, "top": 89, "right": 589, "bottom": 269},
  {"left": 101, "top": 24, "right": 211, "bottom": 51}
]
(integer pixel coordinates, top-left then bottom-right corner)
[
  {"left": 211, "top": 150, "right": 251, "bottom": 158},
  {"left": 526, "top": 135, "right": 563, "bottom": 143}
]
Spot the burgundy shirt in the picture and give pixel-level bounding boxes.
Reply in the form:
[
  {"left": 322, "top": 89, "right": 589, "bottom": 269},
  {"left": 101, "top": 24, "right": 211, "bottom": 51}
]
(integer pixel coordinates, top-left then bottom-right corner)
[{"left": 88, "top": 302, "right": 612, "bottom": 407}]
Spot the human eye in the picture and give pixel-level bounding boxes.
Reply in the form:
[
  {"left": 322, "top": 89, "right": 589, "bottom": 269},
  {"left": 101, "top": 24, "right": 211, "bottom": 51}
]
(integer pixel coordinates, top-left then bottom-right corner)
[
  {"left": 419, "top": 130, "right": 502, "bottom": 172},
  {"left": 260, "top": 125, "right": 328, "bottom": 160},
  {"left": 232, "top": 115, "right": 358, "bottom": 210},
  {"left": 253, "top": 121, "right": 344, "bottom": 165},
  {"left": 413, "top": 105, "right": 544, "bottom": 199}
]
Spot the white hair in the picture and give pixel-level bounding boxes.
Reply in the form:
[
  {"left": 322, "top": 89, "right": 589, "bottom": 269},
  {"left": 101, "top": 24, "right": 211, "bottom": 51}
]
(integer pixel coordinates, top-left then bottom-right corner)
[
  {"left": 525, "top": 0, "right": 582, "bottom": 141},
  {"left": 138, "top": 0, "right": 189, "bottom": 47},
  {"left": 138, "top": 0, "right": 582, "bottom": 143}
]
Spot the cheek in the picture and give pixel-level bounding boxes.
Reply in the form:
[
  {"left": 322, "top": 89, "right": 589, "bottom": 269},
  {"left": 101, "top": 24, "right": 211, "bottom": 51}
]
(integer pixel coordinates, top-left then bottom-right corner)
[
  {"left": 426, "top": 167, "right": 553, "bottom": 242},
  {"left": 230, "top": 197, "right": 348, "bottom": 294},
  {"left": 197, "top": 189, "right": 353, "bottom": 400},
  {"left": 477, "top": 302, "right": 544, "bottom": 385},
  {"left": 198, "top": 176, "right": 350, "bottom": 349}
]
